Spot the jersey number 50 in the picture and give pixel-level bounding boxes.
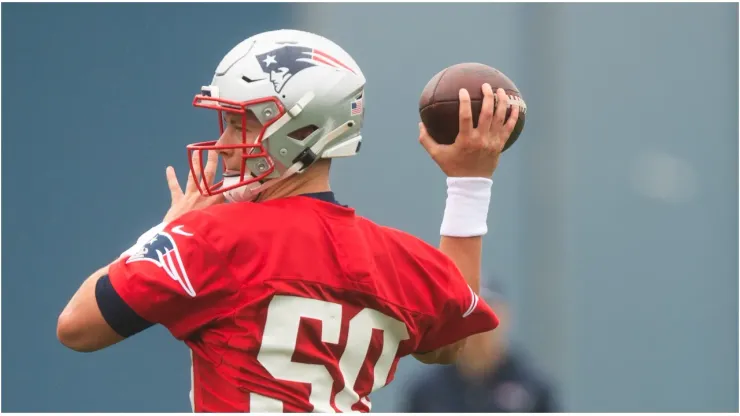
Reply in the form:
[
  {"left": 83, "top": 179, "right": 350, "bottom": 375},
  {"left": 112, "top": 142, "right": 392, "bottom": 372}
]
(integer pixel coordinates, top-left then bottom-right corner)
[{"left": 252, "top": 295, "right": 410, "bottom": 412}]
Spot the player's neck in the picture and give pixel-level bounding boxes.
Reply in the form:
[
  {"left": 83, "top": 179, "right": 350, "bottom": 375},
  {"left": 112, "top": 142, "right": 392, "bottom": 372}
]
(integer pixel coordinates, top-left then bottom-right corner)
[{"left": 258, "top": 160, "right": 332, "bottom": 202}]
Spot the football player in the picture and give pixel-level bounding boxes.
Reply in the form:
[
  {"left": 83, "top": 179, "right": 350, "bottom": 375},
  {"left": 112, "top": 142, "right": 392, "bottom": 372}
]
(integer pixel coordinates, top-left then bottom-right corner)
[{"left": 57, "top": 29, "right": 520, "bottom": 412}]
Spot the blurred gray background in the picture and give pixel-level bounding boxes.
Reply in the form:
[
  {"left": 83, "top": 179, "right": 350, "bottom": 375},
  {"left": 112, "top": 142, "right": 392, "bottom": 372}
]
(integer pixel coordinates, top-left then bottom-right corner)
[{"left": 2, "top": 2, "right": 737, "bottom": 412}]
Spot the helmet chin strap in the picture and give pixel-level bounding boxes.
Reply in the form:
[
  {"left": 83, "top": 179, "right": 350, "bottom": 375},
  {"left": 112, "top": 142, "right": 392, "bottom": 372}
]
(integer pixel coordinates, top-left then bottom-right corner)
[
  {"left": 223, "top": 120, "right": 354, "bottom": 203},
  {"left": 222, "top": 175, "right": 262, "bottom": 203},
  {"left": 222, "top": 163, "right": 302, "bottom": 203}
]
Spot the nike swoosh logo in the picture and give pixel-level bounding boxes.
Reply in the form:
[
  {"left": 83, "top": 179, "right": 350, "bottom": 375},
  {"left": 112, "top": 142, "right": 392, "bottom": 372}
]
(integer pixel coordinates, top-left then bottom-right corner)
[{"left": 171, "top": 225, "right": 194, "bottom": 237}]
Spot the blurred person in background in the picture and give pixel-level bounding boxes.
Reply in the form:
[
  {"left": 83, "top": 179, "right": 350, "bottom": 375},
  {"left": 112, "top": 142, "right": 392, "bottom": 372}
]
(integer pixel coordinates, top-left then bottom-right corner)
[{"left": 405, "top": 283, "right": 558, "bottom": 413}]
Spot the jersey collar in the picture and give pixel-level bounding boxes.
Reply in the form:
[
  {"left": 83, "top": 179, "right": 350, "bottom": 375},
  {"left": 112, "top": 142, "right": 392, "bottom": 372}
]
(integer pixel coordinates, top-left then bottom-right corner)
[{"left": 300, "top": 191, "right": 341, "bottom": 206}]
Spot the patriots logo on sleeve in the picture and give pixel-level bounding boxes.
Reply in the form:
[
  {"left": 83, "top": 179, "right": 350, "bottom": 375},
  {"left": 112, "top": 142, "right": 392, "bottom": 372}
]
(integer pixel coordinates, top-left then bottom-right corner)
[{"left": 126, "top": 231, "right": 197, "bottom": 297}]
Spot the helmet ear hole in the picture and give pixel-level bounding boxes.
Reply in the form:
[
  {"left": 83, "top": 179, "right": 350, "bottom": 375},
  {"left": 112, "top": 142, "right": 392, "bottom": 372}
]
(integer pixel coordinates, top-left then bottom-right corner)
[{"left": 287, "top": 125, "right": 319, "bottom": 141}]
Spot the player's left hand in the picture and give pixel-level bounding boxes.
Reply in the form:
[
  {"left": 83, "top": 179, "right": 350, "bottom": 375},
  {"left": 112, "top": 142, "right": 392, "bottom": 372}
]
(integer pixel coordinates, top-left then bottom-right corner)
[{"left": 163, "top": 150, "right": 225, "bottom": 223}]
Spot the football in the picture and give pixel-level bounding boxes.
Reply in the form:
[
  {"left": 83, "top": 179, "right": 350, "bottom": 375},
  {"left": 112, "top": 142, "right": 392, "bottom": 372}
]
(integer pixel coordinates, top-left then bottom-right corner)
[{"left": 419, "top": 63, "right": 527, "bottom": 151}]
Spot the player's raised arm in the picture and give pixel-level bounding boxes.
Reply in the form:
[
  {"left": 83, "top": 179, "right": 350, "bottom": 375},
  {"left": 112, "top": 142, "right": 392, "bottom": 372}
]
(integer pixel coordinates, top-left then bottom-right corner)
[
  {"left": 414, "top": 84, "right": 520, "bottom": 364},
  {"left": 57, "top": 152, "right": 227, "bottom": 352}
]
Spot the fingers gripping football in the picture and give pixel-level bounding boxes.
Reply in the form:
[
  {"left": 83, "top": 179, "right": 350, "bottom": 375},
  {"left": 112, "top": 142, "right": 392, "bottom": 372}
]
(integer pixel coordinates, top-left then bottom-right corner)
[{"left": 419, "top": 84, "right": 520, "bottom": 178}]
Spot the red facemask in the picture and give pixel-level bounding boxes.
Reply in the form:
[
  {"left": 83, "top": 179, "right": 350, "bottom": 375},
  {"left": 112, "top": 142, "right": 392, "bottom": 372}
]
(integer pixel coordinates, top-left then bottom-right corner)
[{"left": 187, "top": 93, "right": 286, "bottom": 197}]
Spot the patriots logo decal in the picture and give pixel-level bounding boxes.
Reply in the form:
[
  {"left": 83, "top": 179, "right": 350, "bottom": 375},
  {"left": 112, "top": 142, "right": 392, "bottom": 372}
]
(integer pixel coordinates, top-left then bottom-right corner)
[
  {"left": 126, "top": 231, "right": 197, "bottom": 297},
  {"left": 256, "top": 45, "right": 355, "bottom": 93}
]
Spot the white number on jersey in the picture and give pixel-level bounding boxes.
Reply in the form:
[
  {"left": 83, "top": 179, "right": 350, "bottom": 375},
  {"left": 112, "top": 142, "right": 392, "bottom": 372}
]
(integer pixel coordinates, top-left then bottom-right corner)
[{"left": 252, "top": 295, "right": 410, "bottom": 412}]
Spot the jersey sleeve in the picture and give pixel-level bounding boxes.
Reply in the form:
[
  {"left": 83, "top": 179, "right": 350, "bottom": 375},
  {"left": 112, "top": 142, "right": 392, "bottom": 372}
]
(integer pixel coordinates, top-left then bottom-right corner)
[
  {"left": 103, "top": 211, "right": 238, "bottom": 340},
  {"left": 416, "top": 258, "right": 500, "bottom": 353}
]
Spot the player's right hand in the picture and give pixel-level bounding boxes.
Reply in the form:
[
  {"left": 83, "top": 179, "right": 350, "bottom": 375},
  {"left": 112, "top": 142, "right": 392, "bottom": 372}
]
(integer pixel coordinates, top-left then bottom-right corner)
[
  {"left": 418, "top": 84, "right": 520, "bottom": 179},
  {"left": 163, "top": 150, "right": 224, "bottom": 223}
]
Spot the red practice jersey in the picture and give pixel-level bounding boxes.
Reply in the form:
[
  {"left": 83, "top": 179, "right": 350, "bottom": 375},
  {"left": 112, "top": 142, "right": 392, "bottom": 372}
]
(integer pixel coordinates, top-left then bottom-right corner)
[{"left": 101, "top": 192, "right": 499, "bottom": 412}]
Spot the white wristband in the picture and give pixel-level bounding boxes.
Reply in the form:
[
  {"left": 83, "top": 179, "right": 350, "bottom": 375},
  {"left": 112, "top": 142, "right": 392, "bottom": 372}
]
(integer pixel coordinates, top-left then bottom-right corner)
[
  {"left": 440, "top": 177, "right": 493, "bottom": 237},
  {"left": 120, "top": 222, "right": 167, "bottom": 258}
]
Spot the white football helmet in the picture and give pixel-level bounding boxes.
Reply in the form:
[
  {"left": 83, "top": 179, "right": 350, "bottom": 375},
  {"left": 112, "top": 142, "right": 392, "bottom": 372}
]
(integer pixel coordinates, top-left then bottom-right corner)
[{"left": 187, "top": 29, "right": 366, "bottom": 202}]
